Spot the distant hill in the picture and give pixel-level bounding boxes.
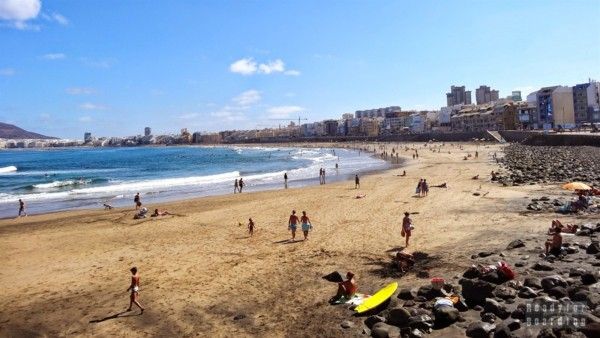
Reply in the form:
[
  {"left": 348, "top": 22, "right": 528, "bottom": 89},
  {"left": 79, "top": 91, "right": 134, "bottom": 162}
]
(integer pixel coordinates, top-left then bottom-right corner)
[{"left": 0, "top": 122, "right": 56, "bottom": 139}]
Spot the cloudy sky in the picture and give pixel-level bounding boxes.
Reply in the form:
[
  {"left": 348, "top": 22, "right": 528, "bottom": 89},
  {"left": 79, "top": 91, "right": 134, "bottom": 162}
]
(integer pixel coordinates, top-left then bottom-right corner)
[{"left": 0, "top": 0, "right": 599, "bottom": 138}]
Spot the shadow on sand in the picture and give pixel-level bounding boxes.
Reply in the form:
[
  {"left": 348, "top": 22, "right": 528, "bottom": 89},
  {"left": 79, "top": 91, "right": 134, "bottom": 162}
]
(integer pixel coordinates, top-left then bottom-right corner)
[
  {"left": 273, "top": 239, "right": 303, "bottom": 245},
  {"left": 89, "top": 310, "right": 142, "bottom": 323}
]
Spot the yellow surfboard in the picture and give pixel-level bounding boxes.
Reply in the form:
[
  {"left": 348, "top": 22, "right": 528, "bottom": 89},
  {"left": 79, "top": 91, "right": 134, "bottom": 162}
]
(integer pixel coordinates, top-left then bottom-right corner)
[{"left": 354, "top": 282, "right": 398, "bottom": 314}]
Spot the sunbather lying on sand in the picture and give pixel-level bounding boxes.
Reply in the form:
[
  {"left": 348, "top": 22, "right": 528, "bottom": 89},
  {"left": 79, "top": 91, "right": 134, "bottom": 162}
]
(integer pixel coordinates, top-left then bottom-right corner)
[
  {"left": 471, "top": 175, "right": 479, "bottom": 180},
  {"left": 151, "top": 209, "right": 171, "bottom": 217},
  {"left": 549, "top": 220, "right": 578, "bottom": 234},
  {"left": 431, "top": 183, "right": 447, "bottom": 188},
  {"left": 395, "top": 250, "right": 415, "bottom": 273},
  {"left": 355, "top": 194, "right": 366, "bottom": 199}
]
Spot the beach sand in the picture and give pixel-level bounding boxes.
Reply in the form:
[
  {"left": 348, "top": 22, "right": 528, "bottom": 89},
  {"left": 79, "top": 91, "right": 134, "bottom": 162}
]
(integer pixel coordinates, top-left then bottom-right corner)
[{"left": 0, "top": 142, "right": 595, "bottom": 337}]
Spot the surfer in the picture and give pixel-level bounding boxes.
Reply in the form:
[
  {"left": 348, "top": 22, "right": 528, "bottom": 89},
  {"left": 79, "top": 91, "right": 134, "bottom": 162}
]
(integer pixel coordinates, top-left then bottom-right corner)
[
  {"left": 126, "top": 267, "right": 144, "bottom": 314},
  {"left": 300, "top": 211, "right": 312, "bottom": 241},
  {"left": 402, "top": 212, "right": 413, "bottom": 247},
  {"left": 18, "top": 199, "right": 27, "bottom": 217},
  {"left": 355, "top": 174, "right": 360, "bottom": 189},
  {"left": 288, "top": 210, "right": 299, "bottom": 241},
  {"left": 332, "top": 272, "right": 357, "bottom": 302},
  {"left": 248, "top": 218, "right": 255, "bottom": 237},
  {"left": 134, "top": 193, "right": 140, "bottom": 210}
]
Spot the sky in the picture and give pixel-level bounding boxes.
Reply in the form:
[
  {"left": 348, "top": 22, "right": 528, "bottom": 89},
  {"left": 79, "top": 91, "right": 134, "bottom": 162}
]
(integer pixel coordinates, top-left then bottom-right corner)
[{"left": 0, "top": 0, "right": 599, "bottom": 139}]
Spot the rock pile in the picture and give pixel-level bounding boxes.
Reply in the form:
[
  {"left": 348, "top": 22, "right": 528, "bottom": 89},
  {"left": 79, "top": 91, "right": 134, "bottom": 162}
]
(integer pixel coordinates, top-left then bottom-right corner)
[
  {"left": 351, "top": 234, "right": 600, "bottom": 338},
  {"left": 498, "top": 145, "right": 600, "bottom": 187}
]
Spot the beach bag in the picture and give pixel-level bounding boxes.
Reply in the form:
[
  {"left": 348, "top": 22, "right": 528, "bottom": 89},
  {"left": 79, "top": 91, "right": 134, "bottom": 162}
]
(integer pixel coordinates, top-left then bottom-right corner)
[
  {"left": 497, "top": 261, "right": 515, "bottom": 280},
  {"left": 431, "top": 277, "right": 445, "bottom": 290},
  {"left": 401, "top": 229, "right": 405, "bottom": 237}
]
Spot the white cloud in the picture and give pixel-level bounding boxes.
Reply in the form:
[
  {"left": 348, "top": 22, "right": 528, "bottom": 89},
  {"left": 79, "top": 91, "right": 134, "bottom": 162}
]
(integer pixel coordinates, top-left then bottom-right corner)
[
  {"left": 178, "top": 112, "right": 200, "bottom": 120},
  {"left": 258, "top": 59, "right": 284, "bottom": 74},
  {"left": 78, "top": 116, "right": 92, "bottom": 122},
  {"left": 0, "top": 0, "right": 41, "bottom": 21},
  {"left": 267, "top": 105, "right": 303, "bottom": 118},
  {"left": 230, "top": 58, "right": 257, "bottom": 75},
  {"left": 230, "top": 58, "right": 300, "bottom": 76},
  {"left": 0, "top": 67, "right": 15, "bottom": 76},
  {"left": 49, "top": 12, "right": 67, "bottom": 25},
  {"left": 284, "top": 70, "right": 301, "bottom": 76},
  {"left": 79, "top": 102, "right": 106, "bottom": 110},
  {"left": 66, "top": 87, "right": 95, "bottom": 95},
  {"left": 42, "top": 53, "right": 65, "bottom": 60},
  {"left": 233, "top": 90, "right": 261, "bottom": 106},
  {"left": 210, "top": 110, "right": 246, "bottom": 122}
]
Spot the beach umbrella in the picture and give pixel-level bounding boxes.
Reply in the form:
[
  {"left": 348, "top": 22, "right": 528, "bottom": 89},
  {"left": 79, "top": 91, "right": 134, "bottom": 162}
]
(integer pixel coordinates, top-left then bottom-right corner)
[{"left": 562, "top": 182, "right": 592, "bottom": 191}]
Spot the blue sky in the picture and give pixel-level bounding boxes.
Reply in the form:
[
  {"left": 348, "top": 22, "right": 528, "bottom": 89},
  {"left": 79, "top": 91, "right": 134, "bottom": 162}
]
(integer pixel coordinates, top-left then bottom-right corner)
[{"left": 1, "top": 0, "right": 599, "bottom": 138}]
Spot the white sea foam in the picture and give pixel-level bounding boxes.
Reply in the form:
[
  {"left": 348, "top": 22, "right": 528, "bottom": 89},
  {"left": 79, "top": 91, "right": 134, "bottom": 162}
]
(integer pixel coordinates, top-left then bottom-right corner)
[
  {"left": 0, "top": 165, "right": 17, "bottom": 173},
  {"left": 33, "top": 179, "right": 91, "bottom": 189}
]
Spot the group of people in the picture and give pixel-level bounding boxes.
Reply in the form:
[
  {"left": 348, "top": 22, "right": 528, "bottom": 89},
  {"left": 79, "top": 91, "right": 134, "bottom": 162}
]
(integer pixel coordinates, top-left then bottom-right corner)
[
  {"left": 288, "top": 210, "right": 313, "bottom": 241},
  {"left": 319, "top": 168, "right": 326, "bottom": 185},
  {"left": 233, "top": 178, "right": 245, "bottom": 193},
  {"left": 415, "top": 179, "right": 429, "bottom": 197}
]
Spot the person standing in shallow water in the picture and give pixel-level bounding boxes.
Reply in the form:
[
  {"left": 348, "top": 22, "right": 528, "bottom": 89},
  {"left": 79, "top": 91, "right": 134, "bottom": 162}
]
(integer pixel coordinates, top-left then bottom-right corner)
[
  {"left": 234, "top": 179, "right": 239, "bottom": 194},
  {"left": 284, "top": 172, "right": 288, "bottom": 189},
  {"left": 126, "top": 267, "right": 144, "bottom": 314},
  {"left": 238, "top": 178, "right": 244, "bottom": 193}
]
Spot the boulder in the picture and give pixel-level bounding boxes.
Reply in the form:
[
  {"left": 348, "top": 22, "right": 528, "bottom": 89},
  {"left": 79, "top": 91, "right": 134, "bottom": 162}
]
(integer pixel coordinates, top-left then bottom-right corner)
[
  {"left": 541, "top": 275, "right": 567, "bottom": 290},
  {"left": 479, "top": 251, "right": 494, "bottom": 258},
  {"left": 532, "top": 262, "right": 554, "bottom": 271},
  {"left": 341, "top": 320, "right": 354, "bottom": 329},
  {"left": 466, "top": 322, "right": 496, "bottom": 338},
  {"left": 407, "top": 314, "right": 433, "bottom": 331},
  {"left": 506, "top": 239, "right": 525, "bottom": 250},
  {"left": 460, "top": 278, "right": 496, "bottom": 305},
  {"left": 524, "top": 277, "right": 542, "bottom": 289},
  {"left": 417, "top": 285, "right": 443, "bottom": 300},
  {"left": 463, "top": 266, "right": 481, "bottom": 279},
  {"left": 581, "top": 273, "right": 598, "bottom": 285},
  {"left": 372, "top": 322, "right": 393, "bottom": 338},
  {"left": 386, "top": 307, "right": 411, "bottom": 327},
  {"left": 581, "top": 322, "right": 600, "bottom": 338},
  {"left": 518, "top": 287, "right": 538, "bottom": 299},
  {"left": 433, "top": 306, "right": 459, "bottom": 327},
  {"left": 481, "top": 312, "right": 496, "bottom": 323},
  {"left": 587, "top": 242, "right": 600, "bottom": 255},
  {"left": 365, "top": 315, "right": 386, "bottom": 329},
  {"left": 493, "top": 286, "right": 517, "bottom": 300},
  {"left": 398, "top": 288, "right": 416, "bottom": 300},
  {"left": 484, "top": 298, "right": 510, "bottom": 319},
  {"left": 547, "top": 286, "right": 568, "bottom": 299}
]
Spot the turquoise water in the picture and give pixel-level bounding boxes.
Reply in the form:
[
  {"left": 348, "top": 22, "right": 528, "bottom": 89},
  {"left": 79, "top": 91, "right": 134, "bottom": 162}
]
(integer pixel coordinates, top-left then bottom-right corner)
[{"left": 0, "top": 146, "right": 389, "bottom": 217}]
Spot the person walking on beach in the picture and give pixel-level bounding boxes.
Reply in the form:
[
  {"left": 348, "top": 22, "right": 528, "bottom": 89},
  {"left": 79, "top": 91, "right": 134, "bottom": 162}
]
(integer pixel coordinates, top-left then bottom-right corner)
[
  {"left": 422, "top": 179, "right": 429, "bottom": 197},
  {"left": 134, "top": 193, "right": 141, "bottom": 210},
  {"left": 18, "top": 199, "right": 27, "bottom": 217},
  {"left": 247, "top": 218, "right": 255, "bottom": 237},
  {"left": 415, "top": 179, "right": 422, "bottom": 196},
  {"left": 402, "top": 212, "right": 413, "bottom": 247},
  {"left": 126, "top": 267, "right": 144, "bottom": 314},
  {"left": 234, "top": 179, "right": 239, "bottom": 194},
  {"left": 284, "top": 172, "right": 288, "bottom": 189},
  {"left": 300, "top": 211, "right": 312, "bottom": 241},
  {"left": 288, "top": 210, "right": 299, "bottom": 241},
  {"left": 238, "top": 178, "right": 244, "bottom": 193},
  {"left": 355, "top": 174, "right": 360, "bottom": 189}
]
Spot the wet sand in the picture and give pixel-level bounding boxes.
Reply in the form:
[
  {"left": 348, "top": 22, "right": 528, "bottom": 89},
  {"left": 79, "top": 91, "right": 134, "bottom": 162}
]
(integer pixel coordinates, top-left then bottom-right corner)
[{"left": 1, "top": 142, "right": 595, "bottom": 337}]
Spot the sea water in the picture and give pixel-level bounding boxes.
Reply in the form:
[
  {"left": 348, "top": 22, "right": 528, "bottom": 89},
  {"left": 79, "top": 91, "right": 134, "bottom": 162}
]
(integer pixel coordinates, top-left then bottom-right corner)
[{"left": 0, "top": 146, "right": 389, "bottom": 218}]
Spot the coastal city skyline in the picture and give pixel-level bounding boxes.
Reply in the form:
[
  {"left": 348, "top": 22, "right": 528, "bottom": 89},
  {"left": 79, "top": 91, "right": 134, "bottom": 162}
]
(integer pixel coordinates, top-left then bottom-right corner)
[{"left": 1, "top": 1, "right": 600, "bottom": 139}]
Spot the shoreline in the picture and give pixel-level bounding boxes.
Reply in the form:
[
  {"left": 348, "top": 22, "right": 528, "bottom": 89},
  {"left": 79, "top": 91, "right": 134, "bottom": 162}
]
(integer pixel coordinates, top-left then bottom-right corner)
[
  {"left": 0, "top": 143, "right": 398, "bottom": 219},
  {"left": 2, "top": 141, "right": 597, "bottom": 337}
]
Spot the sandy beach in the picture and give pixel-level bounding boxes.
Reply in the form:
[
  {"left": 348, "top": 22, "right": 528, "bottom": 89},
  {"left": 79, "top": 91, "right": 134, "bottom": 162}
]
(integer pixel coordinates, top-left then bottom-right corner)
[{"left": 1, "top": 142, "right": 596, "bottom": 338}]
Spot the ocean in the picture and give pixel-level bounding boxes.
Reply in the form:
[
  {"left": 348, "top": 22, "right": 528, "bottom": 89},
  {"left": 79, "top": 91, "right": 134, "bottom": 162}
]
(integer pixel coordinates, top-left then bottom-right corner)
[{"left": 0, "top": 146, "right": 389, "bottom": 218}]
